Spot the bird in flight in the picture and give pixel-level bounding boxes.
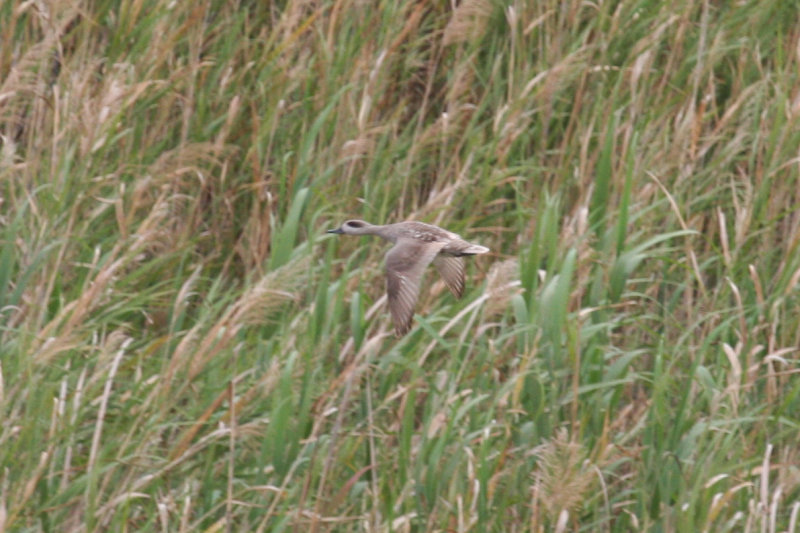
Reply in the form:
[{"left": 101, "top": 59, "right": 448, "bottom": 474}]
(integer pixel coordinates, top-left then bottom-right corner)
[{"left": 327, "top": 219, "right": 490, "bottom": 336}]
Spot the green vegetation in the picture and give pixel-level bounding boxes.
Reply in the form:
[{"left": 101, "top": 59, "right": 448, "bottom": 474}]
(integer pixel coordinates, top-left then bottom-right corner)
[{"left": 2, "top": 0, "right": 799, "bottom": 530}]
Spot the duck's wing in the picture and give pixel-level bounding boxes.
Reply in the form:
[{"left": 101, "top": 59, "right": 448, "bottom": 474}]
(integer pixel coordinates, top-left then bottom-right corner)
[
  {"left": 432, "top": 255, "right": 465, "bottom": 298},
  {"left": 385, "top": 239, "right": 446, "bottom": 336}
]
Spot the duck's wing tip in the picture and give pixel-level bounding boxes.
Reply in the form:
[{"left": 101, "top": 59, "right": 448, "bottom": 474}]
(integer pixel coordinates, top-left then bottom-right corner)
[{"left": 433, "top": 255, "right": 465, "bottom": 298}]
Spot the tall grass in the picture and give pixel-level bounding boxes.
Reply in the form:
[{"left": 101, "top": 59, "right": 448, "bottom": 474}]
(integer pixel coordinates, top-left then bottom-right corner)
[{"left": 2, "top": 0, "right": 799, "bottom": 530}]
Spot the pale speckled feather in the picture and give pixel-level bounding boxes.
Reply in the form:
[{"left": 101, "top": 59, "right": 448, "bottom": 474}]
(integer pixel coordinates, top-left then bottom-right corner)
[{"left": 385, "top": 239, "right": 446, "bottom": 336}]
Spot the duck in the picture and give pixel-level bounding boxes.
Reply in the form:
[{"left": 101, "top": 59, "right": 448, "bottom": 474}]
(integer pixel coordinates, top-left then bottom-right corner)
[{"left": 327, "top": 219, "right": 490, "bottom": 336}]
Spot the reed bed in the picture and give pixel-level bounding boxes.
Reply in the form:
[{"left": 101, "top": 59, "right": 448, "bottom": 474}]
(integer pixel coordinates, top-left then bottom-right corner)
[{"left": 2, "top": 0, "right": 799, "bottom": 530}]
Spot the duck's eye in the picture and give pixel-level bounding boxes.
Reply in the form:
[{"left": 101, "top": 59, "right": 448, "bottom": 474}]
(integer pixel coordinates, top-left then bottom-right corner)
[{"left": 346, "top": 221, "right": 365, "bottom": 228}]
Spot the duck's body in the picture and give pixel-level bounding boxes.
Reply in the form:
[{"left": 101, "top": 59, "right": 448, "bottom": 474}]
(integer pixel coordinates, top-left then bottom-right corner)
[{"left": 327, "top": 220, "right": 490, "bottom": 336}]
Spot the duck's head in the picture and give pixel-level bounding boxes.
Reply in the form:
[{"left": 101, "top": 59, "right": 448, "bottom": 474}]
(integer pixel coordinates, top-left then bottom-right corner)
[{"left": 327, "top": 219, "right": 372, "bottom": 235}]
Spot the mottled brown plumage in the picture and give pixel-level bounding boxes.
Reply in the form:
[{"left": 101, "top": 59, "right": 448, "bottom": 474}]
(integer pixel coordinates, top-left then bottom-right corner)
[{"left": 327, "top": 220, "right": 490, "bottom": 336}]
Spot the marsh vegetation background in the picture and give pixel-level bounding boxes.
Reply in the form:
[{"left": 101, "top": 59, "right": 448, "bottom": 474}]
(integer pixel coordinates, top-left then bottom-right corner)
[{"left": 2, "top": 0, "right": 800, "bottom": 531}]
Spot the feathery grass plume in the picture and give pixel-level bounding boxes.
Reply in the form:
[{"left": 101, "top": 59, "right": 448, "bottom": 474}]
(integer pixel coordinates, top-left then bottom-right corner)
[
  {"left": 234, "top": 254, "right": 310, "bottom": 326},
  {"left": 443, "top": 0, "right": 494, "bottom": 46},
  {"left": 482, "top": 258, "right": 520, "bottom": 319},
  {"left": 532, "top": 429, "right": 594, "bottom": 523},
  {"left": 0, "top": 4, "right": 78, "bottom": 130},
  {"left": 441, "top": 0, "right": 494, "bottom": 132},
  {"left": 341, "top": 136, "right": 375, "bottom": 161},
  {"left": 75, "top": 62, "right": 138, "bottom": 156}
]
